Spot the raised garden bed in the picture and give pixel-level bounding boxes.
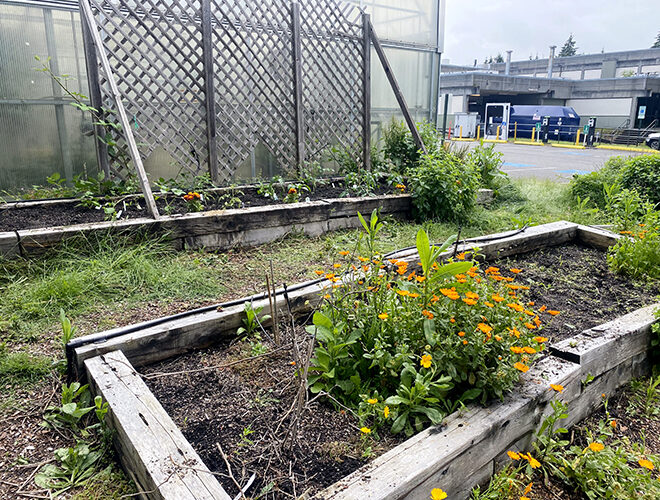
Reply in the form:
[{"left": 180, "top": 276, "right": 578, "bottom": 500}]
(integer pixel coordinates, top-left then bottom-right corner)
[
  {"left": 72, "top": 221, "right": 659, "bottom": 499},
  {"left": 0, "top": 185, "right": 494, "bottom": 259}
]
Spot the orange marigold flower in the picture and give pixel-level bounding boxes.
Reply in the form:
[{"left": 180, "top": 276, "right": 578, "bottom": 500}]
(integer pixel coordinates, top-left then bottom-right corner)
[
  {"left": 378, "top": 312, "right": 388, "bottom": 320},
  {"left": 420, "top": 354, "right": 432, "bottom": 368},
  {"left": 416, "top": 276, "right": 426, "bottom": 283},
  {"left": 288, "top": 187, "right": 297, "bottom": 194},
  {"left": 638, "top": 459, "right": 654, "bottom": 470},
  {"left": 358, "top": 256, "right": 369, "bottom": 262},
  {"left": 396, "top": 290, "right": 409, "bottom": 297},
  {"left": 484, "top": 301, "right": 494, "bottom": 308},
  {"left": 523, "top": 453, "right": 541, "bottom": 468},
  {"left": 477, "top": 323, "right": 493, "bottom": 334},
  {"left": 494, "top": 335, "right": 503, "bottom": 341},
  {"left": 547, "top": 310, "right": 560, "bottom": 316},
  {"left": 523, "top": 482, "right": 533, "bottom": 495},
  {"left": 455, "top": 274, "right": 467, "bottom": 280},
  {"left": 409, "top": 292, "right": 420, "bottom": 299},
  {"left": 462, "top": 298, "right": 478, "bottom": 306},
  {"left": 338, "top": 250, "right": 350, "bottom": 256},
  {"left": 462, "top": 339, "right": 468, "bottom": 345},
  {"left": 511, "top": 346, "right": 524, "bottom": 354},
  {"left": 524, "top": 322, "right": 536, "bottom": 330},
  {"left": 524, "top": 309, "right": 535, "bottom": 316},
  {"left": 422, "top": 309, "right": 435, "bottom": 319},
  {"left": 507, "top": 450, "right": 521, "bottom": 460},
  {"left": 465, "top": 291, "right": 479, "bottom": 300},
  {"left": 510, "top": 268, "right": 522, "bottom": 274},
  {"left": 449, "top": 317, "right": 456, "bottom": 323},
  {"left": 539, "top": 305, "right": 547, "bottom": 312},
  {"left": 514, "top": 362, "right": 530, "bottom": 373},
  {"left": 458, "top": 331, "right": 466, "bottom": 337},
  {"left": 523, "top": 347, "right": 537, "bottom": 354},
  {"left": 485, "top": 266, "right": 500, "bottom": 274},
  {"left": 534, "top": 316, "right": 542, "bottom": 328},
  {"left": 507, "top": 303, "right": 524, "bottom": 312},
  {"left": 456, "top": 252, "right": 466, "bottom": 260},
  {"left": 610, "top": 419, "right": 617, "bottom": 429},
  {"left": 315, "top": 270, "right": 324, "bottom": 276},
  {"left": 534, "top": 336, "right": 548, "bottom": 343},
  {"left": 492, "top": 294, "right": 505, "bottom": 303},
  {"left": 431, "top": 294, "right": 440, "bottom": 303},
  {"left": 588, "top": 442, "right": 604, "bottom": 452},
  {"left": 550, "top": 384, "right": 564, "bottom": 393}
]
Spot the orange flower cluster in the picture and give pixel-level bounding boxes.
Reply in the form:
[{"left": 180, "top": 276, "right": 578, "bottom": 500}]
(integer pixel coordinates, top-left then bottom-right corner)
[{"left": 183, "top": 191, "right": 200, "bottom": 201}]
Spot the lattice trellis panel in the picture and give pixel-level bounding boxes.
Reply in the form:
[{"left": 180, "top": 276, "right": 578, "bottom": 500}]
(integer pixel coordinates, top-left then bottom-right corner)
[{"left": 82, "top": 0, "right": 369, "bottom": 181}]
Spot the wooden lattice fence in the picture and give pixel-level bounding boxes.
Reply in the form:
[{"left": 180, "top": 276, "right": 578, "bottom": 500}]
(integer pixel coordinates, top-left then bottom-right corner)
[{"left": 80, "top": 0, "right": 370, "bottom": 183}]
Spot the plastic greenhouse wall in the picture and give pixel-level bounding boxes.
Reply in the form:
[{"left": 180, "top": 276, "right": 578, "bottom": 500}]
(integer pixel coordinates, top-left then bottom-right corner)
[{"left": 0, "top": 0, "right": 445, "bottom": 191}]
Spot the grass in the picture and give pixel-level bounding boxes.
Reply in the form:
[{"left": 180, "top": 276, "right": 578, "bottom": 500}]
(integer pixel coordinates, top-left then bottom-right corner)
[{"left": 0, "top": 348, "right": 51, "bottom": 386}]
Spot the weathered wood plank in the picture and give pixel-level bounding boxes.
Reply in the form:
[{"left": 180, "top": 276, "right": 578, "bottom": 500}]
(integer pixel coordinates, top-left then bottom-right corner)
[
  {"left": 550, "top": 303, "right": 659, "bottom": 378},
  {"left": 85, "top": 350, "right": 230, "bottom": 500},
  {"left": 318, "top": 356, "right": 580, "bottom": 500},
  {"left": 575, "top": 224, "right": 622, "bottom": 250},
  {"left": 74, "top": 279, "right": 327, "bottom": 373},
  {"left": 0, "top": 232, "right": 20, "bottom": 258}
]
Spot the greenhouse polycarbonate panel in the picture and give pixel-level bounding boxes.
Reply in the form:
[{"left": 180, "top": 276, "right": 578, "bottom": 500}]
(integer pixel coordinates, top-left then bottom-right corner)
[{"left": 82, "top": 0, "right": 369, "bottom": 181}]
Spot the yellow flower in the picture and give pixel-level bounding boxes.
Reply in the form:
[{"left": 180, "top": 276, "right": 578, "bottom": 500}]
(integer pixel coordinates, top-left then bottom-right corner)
[
  {"left": 396, "top": 289, "right": 410, "bottom": 297},
  {"left": 523, "top": 453, "right": 541, "bottom": 468},
  {"left": 588, "top": 442, "right": 604, "bottom": 452},
  {"left": 430, "top": 488, "right": 447, "bottom": 500},
  {"left": 420, "top": 354, "right": 432, "bottom": 368},
  {"left": 383, "top": 406, "right": 390, "bottom": 418},
  {"left": 333, "top": 263, "right": 342, "bottom": 269},
  {"left": 523, "top": 482, "right": 532, "bottom": 495},
  {"left": 550, "top": 384, "right": 564, "bottom": 393},
  {"left": 367, "top": 398, "right": 378, "bottom": 405},
  {"left": 639, "top": 459, "right": 654, "bottom": 470},
  {"left": 477, "top": 323, "right": 493, "bottom": 334},
  {"left": 378, "top": 313, "right": 388, "bottom": 320},
  {"left": 507, "top": 450, "right": 521, "bottom": 460},
  {"left": 360, "top": 427, "right": 371, "bottom": 434}
]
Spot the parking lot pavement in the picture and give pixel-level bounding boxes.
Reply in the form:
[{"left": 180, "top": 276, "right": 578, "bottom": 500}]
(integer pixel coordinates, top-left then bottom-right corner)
[{"left": 466, "top": 142, "right": 647, "bottom": 181}]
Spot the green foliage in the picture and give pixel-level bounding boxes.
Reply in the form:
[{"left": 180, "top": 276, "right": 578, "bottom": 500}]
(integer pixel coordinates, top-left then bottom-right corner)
[
  {"left": 629, "top": 376, "right": 660, "bottom": 417},
  {"left": 606, "top": 196, "right": 660, "bottom": 280},
  {"left": 308, "top": 222, "right": 546, "bottom": 435},
  {"left": 382, "top": 119, "right": 440, "bottom": 172},
  {"left": 558, "top": 33, "right": 578, "bottom": 57},
  {"left": 407, "top": 150, "right": 479, "bottom": 222},
  {"left": 467, "top": 140, "right": 507, "bottom": 190},
  {"left": 342, "top": 169, "right": 380, "bottom": 197},
  {"left": 59, "top": 309, "right": 77, "bottom": 349},
  {"left": 0, "top": 346, "right": 51, "bottom": 386},
  {"left": 0, "top": 233, "right": 226, "bottom": 341},
  {"left": 568, "top": 156, "right": 625, "bottom": 209},
  {"left": 35, "top": 443, "right": 106, "bottom": 495},
  {"left": 44, "top": 382, "right": 96, "bottom": 432},
  {"left": 618, "top": 155, "right": 660, "bottom": 207},
  {"left": 237, "top": 302, "right": 271, "bottom": 337}
]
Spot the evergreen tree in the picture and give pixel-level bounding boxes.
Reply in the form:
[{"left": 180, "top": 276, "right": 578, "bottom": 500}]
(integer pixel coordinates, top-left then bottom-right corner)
[
  {"left": 495, "top": 53, "right": 504, "bottom": 63},
  {"left": 653, "top": 31, "right": 660, "bottom": 48},
  {"left": 559, "top": 34, "right": 577, "bottom": 57}
]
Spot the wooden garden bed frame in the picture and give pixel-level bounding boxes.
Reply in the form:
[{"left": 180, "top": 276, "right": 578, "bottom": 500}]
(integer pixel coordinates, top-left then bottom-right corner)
[{"left": 74, "top": 221, "right": 659, "bottom": 499}]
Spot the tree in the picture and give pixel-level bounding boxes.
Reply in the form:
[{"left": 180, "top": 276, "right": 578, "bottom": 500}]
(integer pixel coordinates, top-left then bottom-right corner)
[
  {"left": 653, "top": 31, "right": 660, "bottom": 48},
  {"left": 559, "top": 34, "right": 577, "bottom": 57},
  {"left": 495, "top": 53, "right": 504, "bottom": 63}
]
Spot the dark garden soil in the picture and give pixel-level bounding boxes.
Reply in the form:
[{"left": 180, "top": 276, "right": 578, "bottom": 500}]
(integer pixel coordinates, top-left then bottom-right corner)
[
  {"left": 142, "top": 327, "right": 405, "bottom": 499},
  {"left": 0, "top": 180, "right": 395, "bottom": 232},
  {"left": 488, "top": 243, "right": 660, "bottom": 343}
]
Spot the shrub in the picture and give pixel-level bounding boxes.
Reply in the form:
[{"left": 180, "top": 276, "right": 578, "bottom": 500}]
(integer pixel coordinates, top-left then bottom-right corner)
[
  {"left": 308, "top": 221, "right": 548, "bottom": 436},
  {"left": 407, "top": 151, "right": 479, "bottom": 222},
  {"left": 618, "top": 155, "right": 660, "bottom": 207},
  {"left": 467, "top": 140, "right": 507, "bottom": 190},
  {"left": 382, "top": 119, "right": 440, "bottom": 172},
  {"left": 568, "top": 156, "right": 625, "bottom": 209}
]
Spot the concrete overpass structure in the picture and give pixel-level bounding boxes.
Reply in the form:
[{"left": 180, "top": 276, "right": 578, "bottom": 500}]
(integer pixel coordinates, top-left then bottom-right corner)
[{"left": 439, "top": 49, "right": 660, "bottom": 130}]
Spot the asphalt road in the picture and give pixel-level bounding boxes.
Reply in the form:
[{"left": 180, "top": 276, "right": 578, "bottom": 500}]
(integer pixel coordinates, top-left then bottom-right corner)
[{"left": 469, "top": 143, "right": 648, "bottom": 181}]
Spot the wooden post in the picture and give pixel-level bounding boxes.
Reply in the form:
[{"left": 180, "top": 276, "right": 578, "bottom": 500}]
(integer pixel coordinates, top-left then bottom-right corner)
[
  {"left": 79, "top": 0, "right": 159, "bottom": 219},
  {"left": 361, "top": 13, "right": 371, "bottom": 170},
  {"left": 290, "top": 2, "right": 305, "bottom": 174},
  {"left": 369, "top": 21, "right": 426, "bottom": 155},
  {"left": 200, "top": 0, "right": 219, "bottom": 183},
  {"left": 80, "top": 7, "right": 110, "bottom": 178}
]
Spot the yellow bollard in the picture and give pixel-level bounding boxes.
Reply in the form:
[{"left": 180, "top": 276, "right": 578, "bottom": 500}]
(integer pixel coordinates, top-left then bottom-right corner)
[
  {"left": 514, "top": 122, "right": 518, "bottom": 141},
  {"left": 496, "top": 125, "right": 501, "bottom": 140},
  {"left": 575, "top": 129, "right": 581, "bottom": 145},
  {"left": 531, "top": 128, "right": 535, "bottom": 142},
  {"left": 477, "top": 125, "right": 480, "bottom": 140},
  {"left": 460, "top": 126, "right": 463, "bottom": 138}
]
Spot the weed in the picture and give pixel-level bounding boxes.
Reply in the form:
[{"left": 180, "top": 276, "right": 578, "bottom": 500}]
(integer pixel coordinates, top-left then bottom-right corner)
[
  {"left": 629, "top": 376, "right": 660, "bottom": 417},
  {"left": 0, "top": 347, "right": 51, "bottom": 387}
]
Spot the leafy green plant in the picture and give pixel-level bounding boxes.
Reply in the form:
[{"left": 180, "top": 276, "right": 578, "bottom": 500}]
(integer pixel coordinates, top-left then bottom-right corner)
[
  {"left": 618, "top": 154, "right": 660, "bottom": 206},
  {"left": 308, "top": 220, "right": 547, "bottom": 435},
  {"left": 237, "top": 303, "right": 271, "bottom": 337},
  {"left": 238, "top": 425, "right": 256, "bottom": 447},
  {"left": 382, "top": 119, "right": 440, "bottom": 172},
  {"left": 182, "top": 191, "right": 204, "bottom": 212},
  {"left": 44, "top": 383, "right": 96, "bottom": 432},
  {"left": 357, "top": 209, "right": 383, "bottom": 258},
  {"left": 407, "top": 150, "right": 480, "bottom": 222},
  {"left": 35, "top": 443, "right": 106, "bottom": 495},
  {"left": 467, "top": 140, "right": 507, "bottom": 190},
  {"left": 629, "top": 376, "right": 660, "bottom": 417},
  {"left": 60, "top": 309, "right": 77, "bottom": 350},
  {"left": 283, "top": 183, "right": 309, "bottom": 203},
  {"left": 342, "top": 169, "right": 380, "bottom": 197},
  {"left": 568, "top": 156, "right": 625, "bottom": 209}
]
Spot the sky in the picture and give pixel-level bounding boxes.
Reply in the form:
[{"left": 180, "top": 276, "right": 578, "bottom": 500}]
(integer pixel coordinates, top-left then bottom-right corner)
[{"left": 443, "top": 0, "right": 659, "bottom": 66}]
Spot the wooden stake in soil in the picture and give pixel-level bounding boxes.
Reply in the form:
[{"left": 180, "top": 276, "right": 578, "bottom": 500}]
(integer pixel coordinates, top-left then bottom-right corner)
[{"left": 269, "top": 260, "right": 280, "bottom": 344}]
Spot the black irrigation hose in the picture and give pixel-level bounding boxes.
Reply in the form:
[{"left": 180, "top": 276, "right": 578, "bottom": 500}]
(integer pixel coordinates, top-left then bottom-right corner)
[{"left": 64, "top": 225, "right": 530, "bottom": 379}]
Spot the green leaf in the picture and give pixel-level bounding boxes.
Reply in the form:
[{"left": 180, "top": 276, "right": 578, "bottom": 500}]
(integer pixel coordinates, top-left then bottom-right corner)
[
  {"left": 423, "top": 319, "right": 436, "bottom": 346},
  {"left": 384, "top": 395, "right": 408, "bottom": 405},
  {"left": 416, "top": 229, "right": 431, "bottom": 275},
  {"left": 391, "top": 412, "right": 408, "bottom": 434}
]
